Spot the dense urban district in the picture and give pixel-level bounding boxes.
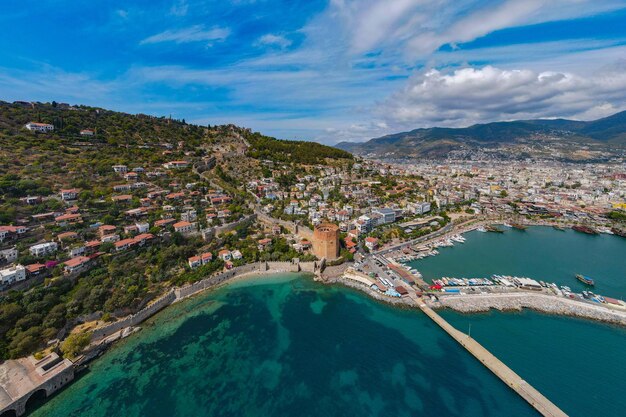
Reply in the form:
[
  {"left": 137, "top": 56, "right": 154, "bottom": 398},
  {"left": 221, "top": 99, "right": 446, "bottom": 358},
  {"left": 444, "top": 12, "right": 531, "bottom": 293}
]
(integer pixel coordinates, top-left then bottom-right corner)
[{"left": 1, "top": 101, "right": 626, "bottom": 416}]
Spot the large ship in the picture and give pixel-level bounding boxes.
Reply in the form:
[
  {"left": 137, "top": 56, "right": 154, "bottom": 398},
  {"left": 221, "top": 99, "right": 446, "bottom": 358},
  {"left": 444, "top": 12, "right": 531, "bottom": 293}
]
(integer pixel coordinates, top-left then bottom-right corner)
[
  {"left": 575, "top": 274, "right": 595, "bottom": 286},
  {"left": 572, "top": 225, "right": 598, "bottom": 235}
]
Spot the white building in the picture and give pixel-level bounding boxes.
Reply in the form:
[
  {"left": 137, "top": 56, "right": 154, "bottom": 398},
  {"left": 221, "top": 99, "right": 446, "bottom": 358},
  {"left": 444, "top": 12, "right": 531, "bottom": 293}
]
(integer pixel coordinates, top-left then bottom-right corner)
[
  {"left": 173, "top": 221, "right": 196, "bottom": 234},
  {"left": 0, "top": 247, "right": 18, "bottom": 263},
  {"left": 411, "top": 202, "right": 431, "bottom": 215},
  {"left": 60, "top": 189, "right": 80, "bottom": 201},
  {"left": 68, "top": 245, "right": 86, "bottom": 257},
  {"left": 0, "top": 265, "right": 26, "bottom": 286},
  {"left": 181, "top": 209, "right": 197, "bottom": 222},
  {"left": 25, "top": 122, "right": 54, "bottom": 133},
  {"left": 135, "top": 222, "right": 150, "bottom": 234},
  {"left": 29, "top": 242, "right": 59, "bottom": 257},
  {"left": 356, "top": 215, "right": 373, "bottom": 233}
]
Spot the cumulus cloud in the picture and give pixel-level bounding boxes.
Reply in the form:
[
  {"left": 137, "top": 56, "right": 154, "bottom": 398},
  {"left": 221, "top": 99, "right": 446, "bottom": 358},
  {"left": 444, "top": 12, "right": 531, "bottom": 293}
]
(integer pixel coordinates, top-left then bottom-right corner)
[
  {"left": 378, "top": 65, "right": 626, "bottom": 128},
  {"left": 140, "top": 25, "right": 230, "bottom": 45}
]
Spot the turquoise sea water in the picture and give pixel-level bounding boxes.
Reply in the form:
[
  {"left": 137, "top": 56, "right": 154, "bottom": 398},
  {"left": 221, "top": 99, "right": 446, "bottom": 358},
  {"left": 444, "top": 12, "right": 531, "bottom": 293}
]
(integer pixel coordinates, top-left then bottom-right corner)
[
  {"left": 442, "top": 310, "right": 626, "bottom": 417},
  {"left": 30, "top": 274, "right": 537, "bottom": 417},
  {"left": 408, "top": 227, "right": 626, "bottom": 298}
]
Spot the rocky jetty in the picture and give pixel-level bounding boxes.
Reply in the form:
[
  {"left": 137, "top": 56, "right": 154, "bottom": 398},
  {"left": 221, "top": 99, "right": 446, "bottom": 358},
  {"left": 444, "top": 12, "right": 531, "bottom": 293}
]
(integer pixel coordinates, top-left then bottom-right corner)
[{"left": 436, "top": 293, "right": 626, "bottom": 326}]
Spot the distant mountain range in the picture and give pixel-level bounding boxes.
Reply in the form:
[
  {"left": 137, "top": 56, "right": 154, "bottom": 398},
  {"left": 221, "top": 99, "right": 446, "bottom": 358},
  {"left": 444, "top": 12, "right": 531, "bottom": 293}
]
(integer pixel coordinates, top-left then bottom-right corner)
[{"left": 335, "top": 111, "right": 626, "bottom": 161}]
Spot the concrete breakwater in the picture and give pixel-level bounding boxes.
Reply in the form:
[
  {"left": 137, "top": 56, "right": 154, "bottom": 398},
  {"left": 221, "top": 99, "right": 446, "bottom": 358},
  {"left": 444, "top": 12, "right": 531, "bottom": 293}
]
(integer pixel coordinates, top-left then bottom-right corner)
[{"left": 436, "top": 293, "right": 626, "bottom": 326}]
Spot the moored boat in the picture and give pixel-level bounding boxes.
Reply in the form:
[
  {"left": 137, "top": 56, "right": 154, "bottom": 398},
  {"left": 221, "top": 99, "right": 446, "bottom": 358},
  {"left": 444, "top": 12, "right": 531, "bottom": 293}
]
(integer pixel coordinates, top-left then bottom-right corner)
[
  {"left": 575, "top": 274, "right": 595, "bottom": 286},
  {"left": 486, "top": 225, "right": 504, "bottom": 233},
  {"left": 511, "top": 223, "right": 527, "bottom": 230},
  {"left": 553, "top": 225, "right": 565, "bottom": 231}
]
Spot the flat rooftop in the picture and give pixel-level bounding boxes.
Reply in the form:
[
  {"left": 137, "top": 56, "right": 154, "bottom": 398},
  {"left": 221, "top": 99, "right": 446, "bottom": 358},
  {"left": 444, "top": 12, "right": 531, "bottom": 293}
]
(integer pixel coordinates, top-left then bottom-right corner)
[{"left": 0, "top": 353, "right": 73, "bottom": 409}]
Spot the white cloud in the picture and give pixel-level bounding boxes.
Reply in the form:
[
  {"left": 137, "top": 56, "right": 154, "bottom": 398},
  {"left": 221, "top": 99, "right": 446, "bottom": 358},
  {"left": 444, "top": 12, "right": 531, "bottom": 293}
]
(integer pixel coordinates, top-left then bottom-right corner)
[
  {"left": 256, "top": 34, "right": 292, "bottom": 49},
  {"left": 378, "top": 65, "right": 626, "bottom": 129},
  {"left": 140, "top": 25, "right": 230, "bottom": 45},
  {"left": 306, "top": 0, "right": 626, "bottom": 61}
]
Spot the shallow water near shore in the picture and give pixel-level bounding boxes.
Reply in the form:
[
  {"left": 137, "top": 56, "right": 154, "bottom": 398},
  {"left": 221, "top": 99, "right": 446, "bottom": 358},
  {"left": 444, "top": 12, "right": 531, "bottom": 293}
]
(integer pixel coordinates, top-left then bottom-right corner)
[
  {"left": 30, "top": 273, "right": 538, "bottom": 417},
  {"left": 408, "top": 226, "right": 626, "bottom": 298}
]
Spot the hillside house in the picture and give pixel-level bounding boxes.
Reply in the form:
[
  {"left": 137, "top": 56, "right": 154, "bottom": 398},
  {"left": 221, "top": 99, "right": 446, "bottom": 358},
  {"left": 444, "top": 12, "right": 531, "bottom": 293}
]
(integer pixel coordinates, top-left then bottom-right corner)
[
  {"left": 173, "top": 221, "right": 196, "bottom": 234},
  {"left": 188, "top": 252, "right": 213, "bottom": 268},
  {"left": 63, "top": 256, "right": 91, "bottom": 274},
  {"left": 98, "top": 225, "right": 116, "bottom": 238},
  {"left": 0, "top": 265, "right": 26, "bottom": 286},
  {"left": 25, "top": 122, "right": 54, "bottom": 132},
  {"left": 0, "top": 225, "right": 27, "bottom": 242},
  {"left": 29, "top": 242, "right": 58, "bottom": 257},
  {"left": 60, "top": 189, "right": 80, "bottom": 201}
]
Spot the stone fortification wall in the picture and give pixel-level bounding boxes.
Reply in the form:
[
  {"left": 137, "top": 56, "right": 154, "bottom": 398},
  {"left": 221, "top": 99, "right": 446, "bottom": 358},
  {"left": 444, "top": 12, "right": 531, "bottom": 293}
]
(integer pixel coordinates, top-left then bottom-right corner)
[
  {"left": 91, "top": 260, "right": 315, "bottom": 342},
  {"left": 213, "top": 214, "right": 257, "bottom": 236},
  {"left": 256, "top": 211, "right": 313, "bottom": 241},
  {"left": 91, "top": 291, "right": 176, "bottom": 340}
]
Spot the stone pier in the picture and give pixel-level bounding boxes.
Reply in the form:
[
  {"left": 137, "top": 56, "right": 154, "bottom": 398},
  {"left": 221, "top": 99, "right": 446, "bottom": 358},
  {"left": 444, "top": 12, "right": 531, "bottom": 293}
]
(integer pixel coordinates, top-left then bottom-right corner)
[{"left": 414, "top": 297, "right": 568, "bottom": 417}]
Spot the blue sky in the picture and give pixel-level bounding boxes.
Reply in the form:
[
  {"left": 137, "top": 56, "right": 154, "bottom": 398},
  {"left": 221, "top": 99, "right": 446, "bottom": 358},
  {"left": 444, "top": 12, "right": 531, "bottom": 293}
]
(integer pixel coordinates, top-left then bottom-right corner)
[{"left": 1, "top": 0, "right": 626, "bottom": 143}]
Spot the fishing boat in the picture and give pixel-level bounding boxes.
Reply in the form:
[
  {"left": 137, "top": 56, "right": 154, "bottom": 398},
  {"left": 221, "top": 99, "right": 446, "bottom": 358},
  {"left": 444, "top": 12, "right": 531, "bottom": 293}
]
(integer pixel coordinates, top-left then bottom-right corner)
[
  {"left": 575, "top": 274, "right": 595, "bottom": 286},
  {"left": 572, "top": 225, "right": 598, "bottom": 235},
  {"left": 511, "top": 223, "right": 527, "bottom": 230}
]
